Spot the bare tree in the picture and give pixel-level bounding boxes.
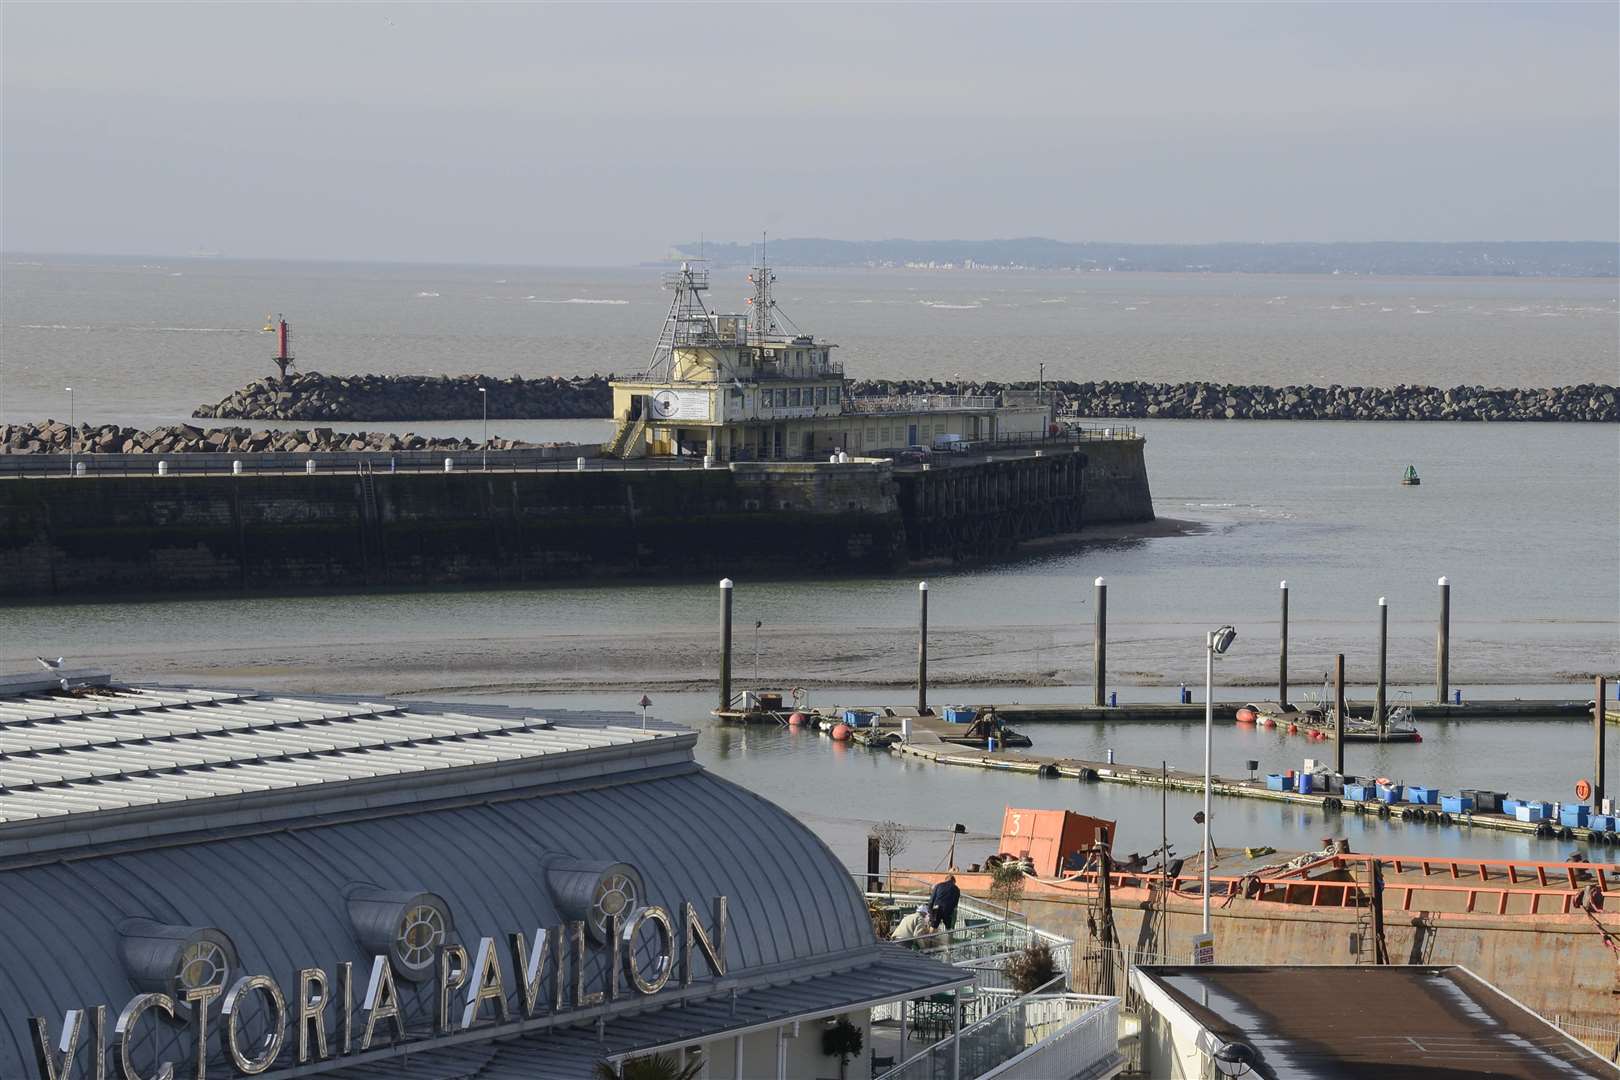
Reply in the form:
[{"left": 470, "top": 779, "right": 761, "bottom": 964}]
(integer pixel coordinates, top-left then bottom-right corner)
[
  {"left": 989, "top": 860, "right": 1027, "bottom": 923},
  {"left": 873, "top": 821, "right": 910, "bottom": 895}
]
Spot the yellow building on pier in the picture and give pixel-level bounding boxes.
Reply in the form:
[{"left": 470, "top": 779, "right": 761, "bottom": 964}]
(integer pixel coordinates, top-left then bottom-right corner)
[{"left": 607, "top": 263, "right": 1050, "bottom": 461}]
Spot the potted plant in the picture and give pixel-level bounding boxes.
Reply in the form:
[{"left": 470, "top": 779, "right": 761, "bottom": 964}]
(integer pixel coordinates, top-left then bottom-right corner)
[
  {"left": 594, "top": 1052, "right": 702, "bottom": 1080},
  {"left": 822, "top": 1016, "right": 865, "bottom": 1080},
  {"left": 1002, "top": 939, "right": 1060, "bottom": 993}
]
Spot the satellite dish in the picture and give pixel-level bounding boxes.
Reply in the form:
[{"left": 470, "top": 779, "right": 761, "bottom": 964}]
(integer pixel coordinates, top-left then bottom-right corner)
[{"left": 1212, "top": 1040, "right": 1256, "bottom": 1076}]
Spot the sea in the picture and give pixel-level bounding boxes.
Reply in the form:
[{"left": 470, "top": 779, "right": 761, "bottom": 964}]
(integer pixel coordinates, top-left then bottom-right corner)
[{"left": 3, "top": 255, "right": 1618, "bottom": 868}]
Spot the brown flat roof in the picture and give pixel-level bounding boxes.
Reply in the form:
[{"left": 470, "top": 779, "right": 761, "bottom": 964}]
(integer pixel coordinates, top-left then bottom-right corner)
[{"left": 1136, "top": 964, "right": 1615, "bottom": 1079}]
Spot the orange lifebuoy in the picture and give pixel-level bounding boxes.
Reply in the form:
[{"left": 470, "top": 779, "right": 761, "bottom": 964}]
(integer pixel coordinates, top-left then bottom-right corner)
[{"left": 1576, "top": 778, "right": 1593, "bottom": 802}]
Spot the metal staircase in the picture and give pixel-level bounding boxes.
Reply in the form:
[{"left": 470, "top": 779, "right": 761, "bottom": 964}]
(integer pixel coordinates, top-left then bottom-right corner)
[{"left": 605, "top": 411, "right": 648, "bottom": 460}]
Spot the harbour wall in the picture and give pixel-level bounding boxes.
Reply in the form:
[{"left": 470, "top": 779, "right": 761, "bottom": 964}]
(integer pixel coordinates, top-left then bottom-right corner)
[
  {"left": 1075, "top": 437, "right": 1153, "bottom": 522},
  {"left": 189, "top": 373, "right": 1619, "bottom": 423},
  {"left": 1019, "top": 892, "right": 1620, "bottom": 1031},
  {"left": 0, "top": 464, "right": 907, "bottom": 598},
  {"left": 0, "top": 445, "right": 1152, "bottom": 598}
]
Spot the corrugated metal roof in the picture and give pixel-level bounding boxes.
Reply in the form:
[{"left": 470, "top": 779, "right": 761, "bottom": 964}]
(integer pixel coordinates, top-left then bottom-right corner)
[
  {"left": 0, "top": 679, "right": 959, "bottom": 1079},
  {"left": 0, "top": 681, "right": 680, "bottom": 842}
]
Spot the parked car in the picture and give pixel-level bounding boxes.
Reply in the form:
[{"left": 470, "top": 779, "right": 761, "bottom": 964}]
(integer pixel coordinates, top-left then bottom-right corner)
[{"left": 870, "top": 446, "right": 931, "bottom": 465}]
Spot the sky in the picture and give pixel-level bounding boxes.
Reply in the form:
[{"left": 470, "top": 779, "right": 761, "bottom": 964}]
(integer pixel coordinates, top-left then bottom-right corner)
[{"left": 3, "top": 2, "right": 1617, "bottom": 266}]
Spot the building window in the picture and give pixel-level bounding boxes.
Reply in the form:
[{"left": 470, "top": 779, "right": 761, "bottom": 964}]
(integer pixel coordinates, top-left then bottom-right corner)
[
  {"left": 831, "top": 385, "right": 841, "bottom": 403},
  {"left": 815, "top": 387, "right": 827, "bottom": 406},
  {"left": 789, "top": 388, "right": 802, "bottom": 407}
]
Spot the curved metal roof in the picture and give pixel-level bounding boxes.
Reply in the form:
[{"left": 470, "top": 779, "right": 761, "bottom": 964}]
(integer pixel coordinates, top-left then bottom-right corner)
[{"left": 0, "top": 686, "right": 890, "bottom": 1078}]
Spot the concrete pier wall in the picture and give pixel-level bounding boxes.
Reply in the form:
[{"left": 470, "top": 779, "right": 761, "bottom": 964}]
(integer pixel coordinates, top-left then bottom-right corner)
[
  {"left": 0, "top": 466, "right": 907, "bottom": 597},
  {"left": 0, "top": 443, "right": 1155, "bottom": 598},
  {"left": 1078, "top": 437, "right": 1155, "bottom": 523}
]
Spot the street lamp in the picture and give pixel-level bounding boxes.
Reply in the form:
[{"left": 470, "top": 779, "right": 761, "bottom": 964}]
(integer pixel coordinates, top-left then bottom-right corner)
[
  {"left": 638, "top": 694, "right": 652, "bottom": 730},
  {"left": 65, "top": 387, "right": 75, "bottom": 475},
  {"left": 1203, "top": 624, "right": 1237, "bottom": 939},
  {"left": 478, "top": 386, "right": 489, "bottom": 471}
]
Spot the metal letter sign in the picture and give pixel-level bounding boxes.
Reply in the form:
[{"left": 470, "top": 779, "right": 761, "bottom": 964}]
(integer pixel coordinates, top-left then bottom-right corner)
[
  {"left": 648, "top": 389, "right": 710, "bottom": 422},
  {"left": 23, "top": 896, "right": 728, "bottom": 1079}
]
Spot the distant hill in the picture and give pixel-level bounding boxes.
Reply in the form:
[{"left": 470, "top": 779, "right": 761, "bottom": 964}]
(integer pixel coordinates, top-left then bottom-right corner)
[{"left": 670, "top": 238, "right": 1618, "bottom": 277}]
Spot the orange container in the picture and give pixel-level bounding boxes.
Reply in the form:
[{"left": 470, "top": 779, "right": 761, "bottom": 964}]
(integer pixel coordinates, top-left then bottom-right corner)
[{"left": 999, "top": 807, "right": 1116, "bottom": 878}]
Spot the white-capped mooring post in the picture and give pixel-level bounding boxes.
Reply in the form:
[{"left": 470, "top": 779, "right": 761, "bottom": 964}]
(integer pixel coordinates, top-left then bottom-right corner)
[
  {"left": 1436, "top": 576, "right": 1451, "bottom": 704},
  {"left": 1093, "top": 577, "right": 1107, "bottom": 708},
  {"left": 719, "top": 579, "right": 733, "bottom": 713},
  {"left": 917, "top": 581, "right": 929, "bottom": 715},
  {"left": 1376, "top": 597, "right": 1389, "bottom": 738},
  {"left": 1596, "top": 675, "right": 1608, "bottom": 808},
  {"left": 1334, "top": 654, "right": 1347, "bottom": 776},
  {"left": 1279, "top": 580, "right": 1290, "bottom": 705}
]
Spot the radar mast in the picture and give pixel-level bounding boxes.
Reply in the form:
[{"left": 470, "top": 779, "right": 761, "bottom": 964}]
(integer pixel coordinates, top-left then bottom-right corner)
[{"left": 643, "top": 260, "right": 713, "bottom": 381}]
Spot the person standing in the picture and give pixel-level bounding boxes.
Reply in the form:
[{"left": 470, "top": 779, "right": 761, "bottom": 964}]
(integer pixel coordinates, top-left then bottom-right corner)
[{"left": 928, "top": 874, "right": 961, "bottom": 931}]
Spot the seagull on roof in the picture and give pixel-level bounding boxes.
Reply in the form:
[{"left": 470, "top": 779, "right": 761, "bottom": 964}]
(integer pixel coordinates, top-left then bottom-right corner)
[{"left": 36, "top": 656, "right": 64, "bottom": 670}]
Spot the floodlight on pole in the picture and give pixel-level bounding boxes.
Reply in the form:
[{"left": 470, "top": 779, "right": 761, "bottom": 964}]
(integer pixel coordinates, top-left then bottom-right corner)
[{"left": 1203, "top": 623, "right": 1237, "bottom": 939}]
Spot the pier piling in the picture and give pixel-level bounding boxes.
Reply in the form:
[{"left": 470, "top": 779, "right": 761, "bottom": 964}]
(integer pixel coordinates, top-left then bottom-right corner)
[
  {"left": 1597, "top": 675, "right": 1608, "bottom": 806},
  {"left": 1335, "top": 654, "right": 1346, "bottom": 775},
  {"left": 1376, "top": 597, "right": 1388, "bottom": 738},
  {"left": 918, "top": 581, "right": 929, "bottom": 715},
  {"left": 1093, "top": 577, "right": 1107, "bottom": 708},
  {"left": 1437, "top": 577, "right": 1451, "bottom": 704},
  {"left": 1279, "top": 580, "right": 1290, "bottom": 705},
  {"left": 719, "top": 578, "right": 733, "bottom": 711}
]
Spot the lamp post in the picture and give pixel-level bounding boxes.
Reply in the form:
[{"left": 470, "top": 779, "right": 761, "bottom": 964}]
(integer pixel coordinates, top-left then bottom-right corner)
[
  {"left": 638, "top": 694, "right": 652, "bottom": 731},
  {"left": 65, "top": 386, "right": 75, "bottom": 475},
  {"left": 479, "top": 386, "right": 488, "bottom": 471},
  {"left": 1203, "top": 624, "right": 1237, "bottom": 939}
]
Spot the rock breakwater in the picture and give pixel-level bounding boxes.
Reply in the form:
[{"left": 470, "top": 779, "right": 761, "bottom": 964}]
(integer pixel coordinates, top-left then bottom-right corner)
[
  {"left": 195, "top": 372, "right": 612, "bottom": 421},
  {"left": 192, "top": 371, "right": 1618, "bottom": 423},
  {"left": 2, "top": 421, "right": 549, "bottom": 455},
  {"left": 861, "top": 379, "right": 1618, "bottom": 422}
]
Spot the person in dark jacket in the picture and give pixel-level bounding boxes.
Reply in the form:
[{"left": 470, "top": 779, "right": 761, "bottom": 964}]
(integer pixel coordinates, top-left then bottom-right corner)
[{"left": 928, "top": 874, "right": 961, "bottom": 930}]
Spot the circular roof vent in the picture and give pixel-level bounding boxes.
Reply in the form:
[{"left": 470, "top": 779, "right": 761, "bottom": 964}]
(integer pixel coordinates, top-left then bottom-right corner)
[
  {"left": 346, "top": 884, "right": 454, "bottom": 983},
  {"left": 118, "top": 918, "right": 238, "bottom": 1015},
  {"left": 545, "top": 859, "right": 644, "bottom": 943}
]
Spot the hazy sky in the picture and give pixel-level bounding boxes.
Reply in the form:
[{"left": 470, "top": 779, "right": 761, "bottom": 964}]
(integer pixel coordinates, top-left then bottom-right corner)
[{"left": 4, "top": 2, "right": 1616, "bottom": 265}]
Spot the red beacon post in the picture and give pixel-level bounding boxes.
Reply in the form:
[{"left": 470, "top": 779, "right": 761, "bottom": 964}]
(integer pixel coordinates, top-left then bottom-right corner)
[{"left": 269, "top": 314, "right": 295, "bottom": 381}]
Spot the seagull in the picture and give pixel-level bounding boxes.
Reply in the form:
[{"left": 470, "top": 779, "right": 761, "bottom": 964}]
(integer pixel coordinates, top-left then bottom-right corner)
[{"left": 35, "top": 656, "right": 64, "bottom": 670}]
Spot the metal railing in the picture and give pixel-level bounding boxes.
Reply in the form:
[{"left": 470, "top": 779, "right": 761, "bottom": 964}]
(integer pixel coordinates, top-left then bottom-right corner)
[
  {"left": 847, "top": 394, "right": 1001, "bottom": 414},
  {"left": 980, "top": 996, "right": 1122, "bottom": 1080},
  {"left": 0, "top": 450, "right": 714, "bottom": 479},
  {"left": 1041, "top": 852, "right": 1620, "bottom": 917},
  {"left": 1553, "top": 1015, "right": 1620, "bottom": 1062},
  {"left": 878, "top": 982, "right": 1119, "bottom": 1080}
]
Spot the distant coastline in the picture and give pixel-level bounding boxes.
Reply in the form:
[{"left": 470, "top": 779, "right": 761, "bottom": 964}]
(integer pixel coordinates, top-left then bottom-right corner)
[{"left": 670, "top": 238, "right": 1619, "bottom": 278}]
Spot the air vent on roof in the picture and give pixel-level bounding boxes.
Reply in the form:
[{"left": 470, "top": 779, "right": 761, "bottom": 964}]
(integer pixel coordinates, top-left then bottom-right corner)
[
  {"left": 346, "top": 884, "right": 454, "bottom": 983},
  {"left": 118, "top": 918, "right": 238, "bottom": 1016},
  {"left": 545, "top": 859, "right": 645, "bottom": 944}
]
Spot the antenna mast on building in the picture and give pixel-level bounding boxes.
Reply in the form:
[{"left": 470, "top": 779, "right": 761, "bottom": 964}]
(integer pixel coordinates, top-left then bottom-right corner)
[
  {"left": 749, "top": 232, "right": 780, "bottom": 343},
  {"left": 644, "top": 259, "right": 712, "bottom": 380}
]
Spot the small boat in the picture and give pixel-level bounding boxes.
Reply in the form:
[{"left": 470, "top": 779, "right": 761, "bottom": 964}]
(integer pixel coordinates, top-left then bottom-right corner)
[
  {"left": 1401, "top": 465, "right": 1421, "bottom": 486},
  {"left": 1241, "top": 702, "right": 1295, "bottom": 728},
  {"left": 1252, "top": 686, "right": 1420, "bottom": 743},
  {"left": 711, "top": 688, "right": 809, "bottom": 724}
]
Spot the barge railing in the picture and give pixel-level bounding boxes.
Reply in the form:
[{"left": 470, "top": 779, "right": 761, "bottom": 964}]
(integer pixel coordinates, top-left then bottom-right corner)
[{"left": 1048, "top": 853, "right": 1619, "bottom": 916}]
